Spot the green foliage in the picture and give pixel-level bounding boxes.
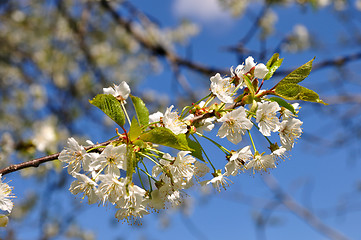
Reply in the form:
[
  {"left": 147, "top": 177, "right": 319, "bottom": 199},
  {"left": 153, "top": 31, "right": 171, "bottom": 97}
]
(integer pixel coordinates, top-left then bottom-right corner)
[
  {"left": 130, "top": 95, "right": 149, "bottom": 126},
  {"left": 128, "top": 117, "right": 142, "bottom": 141},
  {"left": 264, "top": 53, "right": 284, "bottom": 80},
  {"left": 274, "top": 57, "right": 327, "bottom": 105},
  {"left": 139, "top": 127, "right": 192, "bottom": 151},
  {"left": 277, "top": 57, "right": 314, "bottom": 85},
  {"left": 268, "top": 97, "right": 296, "bottom": 114},
  {"left": 274, "top": 84, "right": 327, "bottom": 104},
  {"left": 187, "top": 138, "right": 204, "bottom": 161},
  {"left": 89, "top": 94, "right": 126, "bottom": 126}
]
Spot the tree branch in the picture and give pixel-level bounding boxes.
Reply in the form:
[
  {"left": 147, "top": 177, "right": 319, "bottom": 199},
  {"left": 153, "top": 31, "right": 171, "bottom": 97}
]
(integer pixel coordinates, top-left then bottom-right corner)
[
  {"left": 0, "top": 140, "right": 114, "bottom": 176},
  {"left": 262, "top": 174, "right": 349, "bottom": 240}
]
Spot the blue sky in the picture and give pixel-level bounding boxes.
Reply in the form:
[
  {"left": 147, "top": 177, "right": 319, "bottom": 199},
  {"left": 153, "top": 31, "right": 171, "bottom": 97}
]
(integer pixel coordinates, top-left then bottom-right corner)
[{"left": 6, "top": 1, "right": 361, "bottom": 239}]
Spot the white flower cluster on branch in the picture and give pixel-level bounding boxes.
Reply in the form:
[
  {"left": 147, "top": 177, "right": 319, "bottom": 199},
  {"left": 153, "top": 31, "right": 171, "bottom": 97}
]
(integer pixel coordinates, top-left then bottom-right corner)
[{"left": 54, "top": 53, "right": 323, "bottom": 224}]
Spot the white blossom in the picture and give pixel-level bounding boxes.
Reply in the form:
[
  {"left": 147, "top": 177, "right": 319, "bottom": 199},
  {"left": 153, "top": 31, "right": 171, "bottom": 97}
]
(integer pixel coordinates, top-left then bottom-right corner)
[
  {"left": 210, "top": 73, "right": 236, "bottom": 103},
  {"left": 279, "top": 118, "right": 303, "bottom": 150},
  {"left": 115, "top": 181, "right": 148, "bottom": 222},
  {"left": 97, "top": 174, "right": 125, "bottom": 204},
  {"left": 0, "top": 175, "right": 14, "bottom": 213},
  {"left": 103, "top": 81, "right": 130, "bottom": 101},
  {"left": 153, "top": 151, "right": 196, "bottom": 189},
  {"left": 203, "top": 171, "right": 232, "bottom": 192},
  {"left": 217, "top": 107, "right": 253, "bottom": 144},
  {"left": 90, "top": 144, "right": 127, "bottom": 178},
  {"left": 58, "top": 138, "right": 87, "bottom": 175},
  {"left": 69, "top": 173, "right": 99, "bottom": 205},
  {"left": 225, "top": 146, "right": 253, "bottom": 176},
  {"left": 149, "top": 111, "right": 164, "bottom": 124},
  {"left": 194, "top": 160, "right": 210, "bottom": 178},
  {"left": 245, "top": 154, "right": 275, "bottom": 173},
  {"left": 254, "top": 63, "right": 269, "bottom": 79},
  {"left": 256, "top": 101, "right": 281, "bottom": 136},
  {"left": 163, "top": 105, "right": 188, "bottom": 135},
  {"left": 281, "top": 103, "right": 300, "bottom": 120}
]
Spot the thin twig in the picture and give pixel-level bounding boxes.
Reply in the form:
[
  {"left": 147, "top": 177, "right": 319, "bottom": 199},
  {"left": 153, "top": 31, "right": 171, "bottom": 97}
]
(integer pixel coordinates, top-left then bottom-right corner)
[
  {"left": 262, "top": 174, "right": 349, "bottom": 240},
  {"left": 0, "top": 140, "right": 114, "bottom": 176}
]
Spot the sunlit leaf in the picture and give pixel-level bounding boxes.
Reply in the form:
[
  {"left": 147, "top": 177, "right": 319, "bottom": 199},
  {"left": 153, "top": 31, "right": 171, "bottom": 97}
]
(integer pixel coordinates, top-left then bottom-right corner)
[
  {"left": 264, "top": 53, "right": 284, "bottom": 80},
  {"left": 130, "top": 95, "right": 149, "bottom": 127},
  {"left": 89, "top": 94, "right": 125, "bottom": 126},
  {"left": 139, "top": 127, "right": 192, "bottom": 151},
  {"left": 276, "top": 57, "right": 315, "bottom": 85}
]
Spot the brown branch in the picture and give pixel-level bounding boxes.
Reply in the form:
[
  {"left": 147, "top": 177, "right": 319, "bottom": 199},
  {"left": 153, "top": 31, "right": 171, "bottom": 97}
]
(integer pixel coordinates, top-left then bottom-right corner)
[
  {"left": 262, "top": 174, "right": 349, "bottom": 240},
  {"left": 57, "top": 1, "right": 108, "bottom": 85},
  {"left": 0, "top": 140, "right": 114, "bottom": 176}
]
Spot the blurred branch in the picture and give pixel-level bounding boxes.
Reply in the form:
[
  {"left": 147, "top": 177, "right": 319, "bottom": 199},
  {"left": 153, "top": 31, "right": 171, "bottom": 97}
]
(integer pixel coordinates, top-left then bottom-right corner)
[
  {"left": 56, "top": 0, "right": 108, "bottom": 85},
  {"left": 262, "top": 174, "right": 349, "bottom": 240},
  {"left": 99, "top": 0, "right": 224, "bottom": 76}
]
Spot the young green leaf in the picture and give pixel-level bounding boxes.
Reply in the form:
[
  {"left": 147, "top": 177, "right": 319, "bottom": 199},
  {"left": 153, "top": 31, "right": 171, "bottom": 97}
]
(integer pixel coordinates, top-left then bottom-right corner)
[
  {"left": 130, "top": 95, "right": 149, "bottom": 126},
  {"left": 264, "top": 53, "right": 284, "bottom": 80},
  {"left": 186, "top": 138, "right": 204, "bottom": 161},
  {"left": 139, "top": 127, "right": 192, "bottom": 151},
  {"left": 89, "top": 94, "right": 125, "bottom": 126},
  {"left": 128, "top": 117, "right": 142, "bottom": 141},
  {"left": 274, "top": 83, "right": 327, "bottom": 105},
  {"left": 276, "top": 57, "right": 315, "bottom": 85},
  {"left": 268, "top": 97, "right": 296, "bottom": 114}
]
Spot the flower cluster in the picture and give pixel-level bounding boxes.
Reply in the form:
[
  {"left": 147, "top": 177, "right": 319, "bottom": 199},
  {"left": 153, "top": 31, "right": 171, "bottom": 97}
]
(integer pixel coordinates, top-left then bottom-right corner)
[{"left": 58, "top": 54, "right": 323, "bottom": 224}]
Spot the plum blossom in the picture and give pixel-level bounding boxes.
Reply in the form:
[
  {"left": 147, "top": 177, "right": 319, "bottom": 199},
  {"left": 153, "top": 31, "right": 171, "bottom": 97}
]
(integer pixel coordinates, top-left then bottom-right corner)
[
  {"left": 103, "top": 81, "right": 130, "bottom": 102},
  {"left": 217, "top": 107, "right": 253, "bottom": 144},
  {"left": 279, "top": 118, "right": 303, "bottom": 150},
  {"left": 210, "top": 73, "right": 236, "bottom": 103},
  {"left": 163, "top": 105, "right": 188, "bottom": 135},
  {"left": 256, "top": 101, "right": 281, "bottom": 136}
]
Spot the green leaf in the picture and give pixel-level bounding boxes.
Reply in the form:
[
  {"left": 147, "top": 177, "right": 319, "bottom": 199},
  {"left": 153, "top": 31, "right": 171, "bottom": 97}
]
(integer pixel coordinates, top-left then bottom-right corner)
[
  {"left": 139, "top": 127, "right": 192, "bottom": 151},
  {"left": 130, "top": 95, "right": 149, "bottom": 126},
  {"left": 268, "top": 97, "right": 296, "bottom": 114},
  {"left": 128, "top": 117, "right": 142, "bottom": 141},
  {"left": 274, "top": 83, "right": 327, "bottom": 105},
  {"left": 244, "top": 74, "right": 255, "bottom": 96},
  {"left": 187, "top": 138, "right": 204, "bottom": 161},
  {"left": 277, "top": 57, "right": 315, "bottom": 85},
  {"left": 264, "top": 53, "right": 284, "bottom": 80},
  {"left": 89, "top": 94, "right": 125, "bottom": 126}
]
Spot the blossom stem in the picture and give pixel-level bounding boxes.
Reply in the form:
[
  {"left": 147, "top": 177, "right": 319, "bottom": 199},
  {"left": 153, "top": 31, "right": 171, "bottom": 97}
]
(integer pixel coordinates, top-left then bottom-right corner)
[
  {"left": 139, "top": 160, "right": 153, "bottom": 192},
  {"left": 191, "top": 134, "right": 216, "bottom": 172},
  {"left": 195, "top": 132, "right": 230, "bottom": 154},
  {"left": 247, "top": 130, "right": 257, "bottom": 153},
  {"left": 204, "top": 95, "right": 215, "bottom": 107},
  {"left": 121, "top": 101, "right": 131, "bottom": 126},
  {"left": 136, "top": 166, "right": 146, "bottom": 190}
]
